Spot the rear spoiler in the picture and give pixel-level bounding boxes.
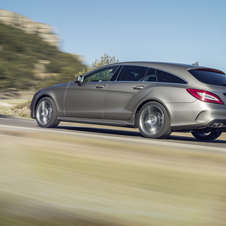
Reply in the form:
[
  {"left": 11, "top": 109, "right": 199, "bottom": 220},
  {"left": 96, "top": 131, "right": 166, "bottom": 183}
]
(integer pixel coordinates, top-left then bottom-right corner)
[{"left": 188, "top": 67, "right": 225, "bottom": 75}]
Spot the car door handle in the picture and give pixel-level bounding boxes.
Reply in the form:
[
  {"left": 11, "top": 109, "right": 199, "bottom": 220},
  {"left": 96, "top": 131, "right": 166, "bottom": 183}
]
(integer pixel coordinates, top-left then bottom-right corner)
[
  {"left": 133, "top": 86, "right": 144, "bottom": 90},
  {"left": 95, "top": 85, "right": 105, "bottom": 89}
]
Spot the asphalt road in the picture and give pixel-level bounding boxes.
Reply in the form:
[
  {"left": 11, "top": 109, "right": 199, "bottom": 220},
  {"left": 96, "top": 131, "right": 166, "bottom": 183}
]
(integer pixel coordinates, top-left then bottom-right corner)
[
  {"left": 1, "top": 114, "right": 226, "bottom": 226},
  {"left": 1, "top": 114, "right": 226, "bottom": 152}
]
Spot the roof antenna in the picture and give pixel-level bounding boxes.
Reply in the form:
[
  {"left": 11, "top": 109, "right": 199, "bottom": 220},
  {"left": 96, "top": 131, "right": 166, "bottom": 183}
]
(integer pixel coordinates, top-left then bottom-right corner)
[{"left": 192, "top": 61, "right": 199, "bottom": 66}]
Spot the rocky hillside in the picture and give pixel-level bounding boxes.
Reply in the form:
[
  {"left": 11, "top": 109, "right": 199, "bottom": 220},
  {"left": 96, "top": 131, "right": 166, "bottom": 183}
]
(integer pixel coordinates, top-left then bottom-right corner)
[
  {"left": 0, "top": 12, "right": 86, "bottom": 91},
  {"left": 0, "top": 9, "right": 59, "bottom": 47}
]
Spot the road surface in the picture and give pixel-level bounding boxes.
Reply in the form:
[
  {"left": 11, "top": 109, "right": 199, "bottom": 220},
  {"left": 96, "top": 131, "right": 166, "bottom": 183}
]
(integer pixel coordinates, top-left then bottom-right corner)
[
  {"left": 1, "top": 114, "right": 226, "bottom": 226},
  {"left": 1, "top": 114, "right": 226, "bottom": 152}
]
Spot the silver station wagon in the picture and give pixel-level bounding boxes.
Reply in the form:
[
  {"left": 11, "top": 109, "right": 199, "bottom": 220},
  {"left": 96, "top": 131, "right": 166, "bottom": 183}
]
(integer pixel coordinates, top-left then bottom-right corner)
[{"left": 30, "top": 62, "right": 226, "bottom": 141}]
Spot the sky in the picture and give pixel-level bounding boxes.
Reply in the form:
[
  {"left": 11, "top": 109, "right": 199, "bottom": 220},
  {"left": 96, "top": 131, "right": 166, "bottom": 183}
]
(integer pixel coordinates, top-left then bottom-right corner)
[{"left": 1, "top": 0, "right": 226, "bottom": 72}]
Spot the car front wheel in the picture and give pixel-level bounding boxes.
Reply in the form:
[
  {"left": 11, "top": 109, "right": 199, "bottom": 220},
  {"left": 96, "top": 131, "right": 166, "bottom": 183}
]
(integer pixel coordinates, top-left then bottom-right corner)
[
  {"left": 191, "top": 131, "right": 222, "bottom": 141},
  {"left": 36, "top": 97, "right": 59, "bottom": 128},
  {"left": 137, "top": 101, "right": 171, "bottom": 139}
]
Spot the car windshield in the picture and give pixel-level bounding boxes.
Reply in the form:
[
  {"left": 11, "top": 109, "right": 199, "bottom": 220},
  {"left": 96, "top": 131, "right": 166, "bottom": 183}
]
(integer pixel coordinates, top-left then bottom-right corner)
[{"left": 189, "top": 69, "right": 226, "bottom": 86}]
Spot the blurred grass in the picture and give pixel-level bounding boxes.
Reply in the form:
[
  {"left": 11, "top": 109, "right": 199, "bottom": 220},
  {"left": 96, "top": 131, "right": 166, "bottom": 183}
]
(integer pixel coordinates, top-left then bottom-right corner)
[{"left": 0, "top": 128, "right": 226, "bottom": 225}]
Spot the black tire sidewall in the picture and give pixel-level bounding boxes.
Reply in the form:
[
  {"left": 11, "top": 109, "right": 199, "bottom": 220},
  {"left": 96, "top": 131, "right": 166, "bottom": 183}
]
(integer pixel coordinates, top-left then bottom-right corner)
[
  {"left": 137, "top": 101, "right": 171, "bottom": 139},
  {"left": 192, "top": 131, "right": 222, "bottom": 141}
]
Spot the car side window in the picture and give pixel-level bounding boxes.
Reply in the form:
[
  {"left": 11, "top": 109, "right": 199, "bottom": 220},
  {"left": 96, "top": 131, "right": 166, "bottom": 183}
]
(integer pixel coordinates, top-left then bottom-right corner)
[
  {"left": 117, "top": 66, "right": 148, "bottom": 81},
  {"left": 144, "top": 68, "right": 157, "bottom": 82},
  {"left": 84, "top": 66, "right": 118, "bottom": 83},
  {"left": 156, "top": 69, "right": 187, "bottom": 84}
]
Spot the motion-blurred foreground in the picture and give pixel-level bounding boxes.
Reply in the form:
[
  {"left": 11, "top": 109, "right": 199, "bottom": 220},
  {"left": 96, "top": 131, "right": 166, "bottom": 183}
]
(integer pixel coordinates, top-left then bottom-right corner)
[{"left": 0, "top": 126, "right": 226, "bottom": 226}]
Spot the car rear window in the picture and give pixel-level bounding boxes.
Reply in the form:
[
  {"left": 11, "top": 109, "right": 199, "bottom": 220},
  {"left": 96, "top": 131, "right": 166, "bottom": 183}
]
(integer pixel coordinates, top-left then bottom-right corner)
[{"left": 189, "top": 69, "right": 226, "bottom": 86}]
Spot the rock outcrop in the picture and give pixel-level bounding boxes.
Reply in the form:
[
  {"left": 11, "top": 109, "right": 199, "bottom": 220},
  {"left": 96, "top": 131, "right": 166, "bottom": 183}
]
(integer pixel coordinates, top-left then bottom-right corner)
[{"left": 0, "top": 9, "right": 60, "bottom": 47}]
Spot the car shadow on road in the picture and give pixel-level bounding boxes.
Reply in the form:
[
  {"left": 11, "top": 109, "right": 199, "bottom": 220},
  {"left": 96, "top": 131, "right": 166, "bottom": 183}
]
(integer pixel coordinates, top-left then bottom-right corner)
[
  {"left": 168, "top": 134, "right": 226, "bottom": 144},
  {"left": 56, "top": 125, "right": 141, "bottom": 137},
  {"left": 0, "top": 114, "right": 12, "bottom": 118},
  {"left": 55, "top": 125, "right": 226, "bottom": 144}
]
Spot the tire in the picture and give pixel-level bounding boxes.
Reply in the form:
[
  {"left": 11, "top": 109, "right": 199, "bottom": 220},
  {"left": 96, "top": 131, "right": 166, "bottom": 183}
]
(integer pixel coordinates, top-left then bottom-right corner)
[
  {"left": 35, "top": 97, "right": 60, "bottom": 128},
  {"left": 137, "top": 101, "right": 171, "bottom": 139},
  {"left": 191, "top": 131, "right": 222, "bottom": 141}
]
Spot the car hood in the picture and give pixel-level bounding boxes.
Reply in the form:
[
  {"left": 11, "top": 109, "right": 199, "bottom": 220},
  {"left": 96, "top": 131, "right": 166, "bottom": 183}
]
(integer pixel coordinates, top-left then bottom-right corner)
[
  {"left": 40, "top": 81, "right": 72, "bottom": 92},
  {"left": 49, "top": 81, "right": 72, "bottom": 89}
]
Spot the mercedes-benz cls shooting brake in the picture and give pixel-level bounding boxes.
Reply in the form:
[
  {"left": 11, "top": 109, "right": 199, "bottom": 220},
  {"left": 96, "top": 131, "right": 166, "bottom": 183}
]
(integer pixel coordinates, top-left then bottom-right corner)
[{"left": 30, "top": 62, "right": 226, "bottom": 141}]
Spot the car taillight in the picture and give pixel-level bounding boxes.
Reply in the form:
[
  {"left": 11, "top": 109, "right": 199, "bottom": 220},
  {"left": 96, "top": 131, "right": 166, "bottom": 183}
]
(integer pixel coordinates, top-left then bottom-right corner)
[{"left": 187, "top": 89, "right": 224, "bottom": 104}]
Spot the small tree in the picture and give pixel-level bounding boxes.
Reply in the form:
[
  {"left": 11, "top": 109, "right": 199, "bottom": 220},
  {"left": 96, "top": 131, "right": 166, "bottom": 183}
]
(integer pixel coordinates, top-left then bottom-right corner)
[{"left": 75, "top": 53, "right": 118, "bottom": 77}]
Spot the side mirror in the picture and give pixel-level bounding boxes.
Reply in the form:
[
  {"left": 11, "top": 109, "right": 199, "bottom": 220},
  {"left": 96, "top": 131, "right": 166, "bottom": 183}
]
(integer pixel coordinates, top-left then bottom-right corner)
[{"left": 76, "top": 75, "right": 84, "bottom": 86}]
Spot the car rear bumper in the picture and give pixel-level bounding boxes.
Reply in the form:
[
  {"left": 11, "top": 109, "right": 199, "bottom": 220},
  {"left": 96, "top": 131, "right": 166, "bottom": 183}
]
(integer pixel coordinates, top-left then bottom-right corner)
[{"left": 169, "top": 101, "right": 226, "bottom": 132}]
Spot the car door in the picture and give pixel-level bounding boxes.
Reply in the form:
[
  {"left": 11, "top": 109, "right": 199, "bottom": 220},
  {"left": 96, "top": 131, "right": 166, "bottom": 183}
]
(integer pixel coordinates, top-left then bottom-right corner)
[
  {"left": 103, "top": 66, "right": 157, "bottom": 120},
  {"left": 64, "top": 66, "right": 119, "bottom": 119}
]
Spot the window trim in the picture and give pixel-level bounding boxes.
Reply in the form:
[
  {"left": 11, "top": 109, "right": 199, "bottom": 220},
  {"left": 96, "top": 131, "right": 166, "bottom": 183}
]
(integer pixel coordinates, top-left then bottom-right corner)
[
  {"left": 143, "top": 68, "right": 157, "bottom": 82},
  {"left": 110, "top": 66, "right": 122, "bottom": 81},
  {"left": 83, "top": 65, "right": 188, "bottom": 85}
]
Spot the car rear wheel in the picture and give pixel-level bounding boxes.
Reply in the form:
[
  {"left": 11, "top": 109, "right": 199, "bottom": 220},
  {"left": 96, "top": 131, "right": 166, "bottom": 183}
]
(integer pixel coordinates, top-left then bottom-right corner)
[
  {"left": 36, "top": 97, "right": 59, "bottom": 128},
  {"left": 137, "top": 101, "right": 171, "bottom": 139},
  {"left": 191, "top": 131, "right": 222, "bottom": 141}
]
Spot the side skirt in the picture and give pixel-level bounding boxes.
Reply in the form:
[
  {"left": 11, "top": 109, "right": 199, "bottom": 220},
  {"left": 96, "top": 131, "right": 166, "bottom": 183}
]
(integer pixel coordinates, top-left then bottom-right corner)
[{"left": 57, "top": 116, "right": 136, "bottom": 128}]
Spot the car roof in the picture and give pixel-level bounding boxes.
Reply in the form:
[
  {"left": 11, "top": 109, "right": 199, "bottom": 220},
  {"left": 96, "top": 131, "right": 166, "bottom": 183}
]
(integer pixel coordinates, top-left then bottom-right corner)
[{"left": 109, "top": 61, "right": 207, "bottom": 70}]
